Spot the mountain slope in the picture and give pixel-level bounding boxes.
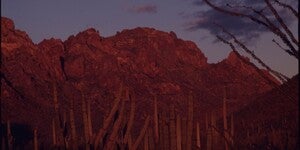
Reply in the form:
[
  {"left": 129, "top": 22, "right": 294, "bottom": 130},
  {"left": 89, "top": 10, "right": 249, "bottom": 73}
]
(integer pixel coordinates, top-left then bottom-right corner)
[{"left": 1, "top": 17, "right": 281, "bottom": 147}]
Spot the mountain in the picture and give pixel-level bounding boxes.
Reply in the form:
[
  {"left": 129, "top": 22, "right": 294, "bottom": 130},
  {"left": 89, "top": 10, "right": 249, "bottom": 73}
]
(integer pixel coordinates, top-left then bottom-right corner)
[{"left": 1, "top": 17, "right": 283, "bottom": 148}]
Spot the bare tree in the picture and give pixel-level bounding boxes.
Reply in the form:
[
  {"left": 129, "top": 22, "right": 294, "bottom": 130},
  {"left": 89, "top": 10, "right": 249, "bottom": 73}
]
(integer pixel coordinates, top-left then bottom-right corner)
[{"left": 202, "top": 0, "right": 299, "bottom": 82}]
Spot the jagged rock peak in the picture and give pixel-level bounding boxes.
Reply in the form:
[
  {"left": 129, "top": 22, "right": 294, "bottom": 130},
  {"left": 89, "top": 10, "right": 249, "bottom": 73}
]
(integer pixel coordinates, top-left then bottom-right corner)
[
  {"left": 115, "top": 27, "right": 178, "bottom": 39},
  {"left": 225, "top": 51, "right": 250, "bottom": 64},
  {"left": 78, "top": 28, "right": 100, "bottom": 36},
  {"left": 38, "top": 38, "right": 63, "bottom": 46},
  {"left": 1, "top": 17, "right": 15, "bottom": 31}
]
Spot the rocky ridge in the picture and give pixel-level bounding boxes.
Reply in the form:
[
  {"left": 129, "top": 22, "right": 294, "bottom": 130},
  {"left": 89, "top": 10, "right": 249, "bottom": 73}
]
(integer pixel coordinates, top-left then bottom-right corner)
[{"left": 1, "top": 17, "right": 280, "bottom": 146}]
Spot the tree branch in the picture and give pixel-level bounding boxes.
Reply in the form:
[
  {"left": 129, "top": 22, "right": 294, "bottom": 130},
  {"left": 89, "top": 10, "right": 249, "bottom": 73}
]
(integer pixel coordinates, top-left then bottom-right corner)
[
  {"left": 216, "top": 35, "right": 296, "bottom": 104},
  {"left": 273, "top": 0, "right": 299, "bottom": 19},
  {"left": 216, "top": 23, "right": 289, "bottom": 82},
  {"left": 272, "top": 39, "right": 294, "bottom": 55},
  {"left": 203, "top": 0, "right": 299, "bottom": 59},
  {"left": 265, "top": 0, "right": 299, "bottom": 47},
  {"left": 216, "top": 35, "right": 282, "bottom": 84}
]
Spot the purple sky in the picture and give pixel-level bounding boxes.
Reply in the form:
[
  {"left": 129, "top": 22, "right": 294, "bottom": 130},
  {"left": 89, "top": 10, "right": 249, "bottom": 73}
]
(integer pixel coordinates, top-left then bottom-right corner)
[{"left": 1, "top": 0, "right": 298, "bottom": 77}]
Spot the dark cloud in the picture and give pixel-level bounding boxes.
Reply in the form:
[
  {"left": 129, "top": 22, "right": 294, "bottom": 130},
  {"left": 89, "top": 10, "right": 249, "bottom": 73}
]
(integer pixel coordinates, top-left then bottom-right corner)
[
  {"left": 128, "top": 4, "right": 157, "bottom": 14},
  {"left": 186, "top": 0, "right": 297, "bottom": 43}
]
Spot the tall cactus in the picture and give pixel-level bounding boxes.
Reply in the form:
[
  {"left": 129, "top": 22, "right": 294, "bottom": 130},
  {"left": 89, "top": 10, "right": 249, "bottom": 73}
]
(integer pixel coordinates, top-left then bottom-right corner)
[
  {"left": 105, "top": 98, "right": 126, "bottom": 150},
  {"left": 62, "top": 111, "right": 69, "bottom": 149},
  {"left": 230, "top": 114, "right": 234, "bottom": 146},
  {"left": 186, "top": 93, "right": 194, "bottom": 150},
  {"left": 69, "top": 97, "right": 78, "bottom": 149},
  {"left": 206, "top": 113, "right": 212, "bottom": 150},
  {"left": 181, "top": 117, "right": 187, "bottom": 150},
  {"left": 153, "top": 95, "right": 159, "bottom": 144},
  {"left": 211, "top": 111, "right": 217, "bottom": 149},
  {"left": 162, "top": 111, "right": 170, "bottom": 150},
  {"left": 52, "top": 118, "right": 57, "bottom": 146},
  {"left": 169, "top": 104, "right": 176, "bottom": 150},
  {"left": 144, "top": 128, "right": 149, "bottom": 150},
  {"left": 123, "top": 88, "right": 136, "bottom": 145},
  {"left": 196, "top": 122, "right": 201, "bottom": 149},
  {"left": 80, "top": 90, "right": 90, "bottom": 150},
  {"left": 94, "top": 84, "right": 123, "bottom": 149},
  {"left": 53, "top": 82, "right": 59, "bottom": 114},
  {"left": 52, "top": 82, "right": 63, "bottom": 146},
  {"left": 132, "top": 116, "right": 150, "bottom": 150},
  {"left": 148, "top": 127, "right": 155, "bottom": 150},
  {"left": 176, "top": 115, "right": 182, "bottom": 150},
  {"left": 158, "top": 112, "right": 164, "bottom": 149},
  {"left": 6, "top": 120, "right": 13, "bottom": 150},
  {"left": 223, "top": 87, "right": 229, "bottom": 150},
  {"left": 87, "top": 96, "right": 93, "bottom": 140},
  {"left": 34, "top": 128, "right": 38, "bottom": 150}
]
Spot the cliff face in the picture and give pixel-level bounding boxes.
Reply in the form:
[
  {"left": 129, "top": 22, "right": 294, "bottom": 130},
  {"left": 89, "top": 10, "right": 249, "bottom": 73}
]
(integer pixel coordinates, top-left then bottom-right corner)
[{"left": 1, "top": 17, "right": 280, "bottom": 146}]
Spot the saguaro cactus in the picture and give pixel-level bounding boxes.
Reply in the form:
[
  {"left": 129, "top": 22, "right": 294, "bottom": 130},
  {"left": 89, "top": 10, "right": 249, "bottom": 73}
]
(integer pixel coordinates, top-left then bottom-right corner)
[
  {"left": 53, "top": 83, "right": 59, "bottom": 114},
  {"left": 153, "top": 95, "right": 159, "bottom": 144},
  {"left": 186, "top": 93, "right": 194, "bottom": 150},
  {"left": 132, "top": 116, "right": 150, "bottom": 150},
  {"left": 94, "top": 84, "right": 123, "bottom": 149},
  {"left": 80, "top": 90, "right": 90, "bottom": 150},
  {"left": 196, "top": 122, "right": 201, "bottom": 149},
  {"left": 176, "top": 115, "right": 182, "bottom": 150},
  {"left": 34, "top": 129, "right": 38, "bottom": 150},
  {"left": 170, "top": 104, "right": 176, "bottom": 150},
  {"left": 69, "top": 98, "right": 78, "bottom": 149},
  {"left": 52, "top": 82, "right": 63, "bottom": 146},
  {"left": 7, "top": 120, "right": 13, "bottom": 150},
  {"left": 162, "top": 111, "right": 170, "bottom": 150},
  {"left": 105, "top": 98, "right": 125, "bottom": 150},
  {"left": 52, "top": 119, "right": 57, "bottom": 146},
  {"left": 211, "top": 111, "right": 217, "bottom": 149},
  {"left": 206, "top": 113, "right": 212, "bottom": 150},
  {"left": 158, "top": 112, "right": 164, "bottom": 149},
  {"left": 181, "top": 117, "right": 187, "bottom": 150},
  {"left": 62, "top": 111, "right": 69, "bottom": 149},
  {"left": 223, "top": 87, "right": 229, "bottom": 150},
  {"left": 148, "top": 127, "right": 155, "bottom": 150},
  {"left": 87, "top": 96, "right": 93, "bottom": 140},
  {"left": 144, "top": 128, "right": 149, "bottom": 150},
  {"left": 230, "top": 114, "right": 234, "bottom": 146},
  {"left": 123, "top": 89, "right": 136, "bottom": 145}
]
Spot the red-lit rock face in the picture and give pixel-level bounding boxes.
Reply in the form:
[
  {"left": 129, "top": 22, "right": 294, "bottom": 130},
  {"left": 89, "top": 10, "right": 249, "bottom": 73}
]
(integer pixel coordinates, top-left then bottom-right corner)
[{"left": 1, "top": 17, "right": 281, "bottom": 146}]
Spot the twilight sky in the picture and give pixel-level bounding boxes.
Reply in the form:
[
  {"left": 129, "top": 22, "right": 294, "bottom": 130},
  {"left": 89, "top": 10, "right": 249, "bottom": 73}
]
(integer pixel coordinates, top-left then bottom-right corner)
[{"left": 1, "top": 0, "right": 298, "bottom": 77}]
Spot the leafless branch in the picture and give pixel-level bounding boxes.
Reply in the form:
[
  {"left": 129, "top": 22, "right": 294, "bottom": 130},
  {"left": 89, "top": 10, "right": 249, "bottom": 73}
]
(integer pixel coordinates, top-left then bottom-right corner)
[
  {"left": 203, "top": 0, "right": 270, "bottom": 26},
  {"left": 273, "top": 0, "right": 299, "bottom": 19},
  {"left": 272, "top": 39, "right": 294, "bottom": 55},
  {"left": 225, "top": 3, "right": 300, "bottom": 61},
  {"left": 226, "top": 3, "right": 268, "bottom": 14},
  {"left": 216, "top": 35, "right": 284, "bottom": 84},
  {"left": 226, "top": 3, "right": 285, "bottom": 38},
  {"left": 203, "top": 0, "right": 299, "bottom": 59},
  {"left": 265, "top": 0, "right": 299, "bottom": 47},
  {"left": 216, "top": 35, "right": 296, "bottom": 104},
  {"left": 216, "top": 23, "right": 289, "bottom": 82}
]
